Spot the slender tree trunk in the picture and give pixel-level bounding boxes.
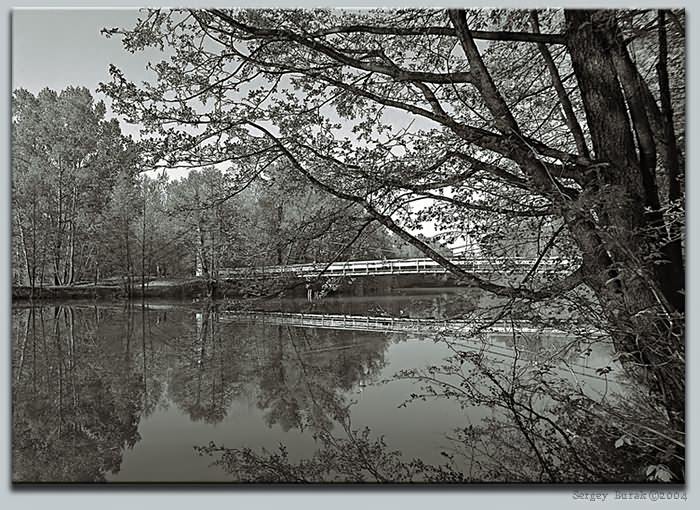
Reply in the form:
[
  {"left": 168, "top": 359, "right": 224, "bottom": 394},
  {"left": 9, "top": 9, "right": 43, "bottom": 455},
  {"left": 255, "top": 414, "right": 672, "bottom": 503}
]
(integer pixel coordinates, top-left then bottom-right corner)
[
  {"left": 31, "top": 197, "right": 38, "bottom": 290},
  {"left": 142, "top": 180, "right": 147, "bottom": 299},
  {"left": 15, "top": 210, "right": 32, "bottom": 288},
  {"left": 54, "top": 157, "right": 65, "bottom": 286},
  {"left": 39, "top": 245, "right": 46, "bottom": 293},
  {"left": 197, "top": 223, "right": 209, "bottom": 278},
  {"left": 67, "top": 185, "right": 77, "bottom": 285},
  {"left": 196, "top": 219, "right": 212, "bottom": 296},
  {"left": 276, "top": 204, "right": 284, "bottom": 265},
  {"left": 124, "top": 214, "right": 132, "bottom": 298}
]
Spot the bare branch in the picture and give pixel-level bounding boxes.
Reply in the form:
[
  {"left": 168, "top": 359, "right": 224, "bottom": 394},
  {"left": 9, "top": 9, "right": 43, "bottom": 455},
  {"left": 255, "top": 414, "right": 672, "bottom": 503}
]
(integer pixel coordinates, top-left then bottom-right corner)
[
  {"left": 310, "top": 24, "right": 567, "bottom": 45},
  {"left": 247, "top": 120, "right": 584, "bottom": 300}
]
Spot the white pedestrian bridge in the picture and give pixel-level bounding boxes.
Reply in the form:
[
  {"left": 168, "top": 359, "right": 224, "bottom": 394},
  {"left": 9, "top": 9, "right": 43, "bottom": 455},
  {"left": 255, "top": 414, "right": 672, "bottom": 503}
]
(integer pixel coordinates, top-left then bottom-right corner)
[{"left": 217, "top": 257, "right": 574, "bottom": 279}]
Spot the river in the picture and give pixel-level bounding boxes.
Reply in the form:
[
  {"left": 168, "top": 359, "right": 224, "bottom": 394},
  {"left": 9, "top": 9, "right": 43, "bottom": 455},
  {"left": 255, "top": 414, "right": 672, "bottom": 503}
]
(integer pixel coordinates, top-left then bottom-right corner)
[{"left": 11, "top": 289, "right": 618, "bottom": 483}]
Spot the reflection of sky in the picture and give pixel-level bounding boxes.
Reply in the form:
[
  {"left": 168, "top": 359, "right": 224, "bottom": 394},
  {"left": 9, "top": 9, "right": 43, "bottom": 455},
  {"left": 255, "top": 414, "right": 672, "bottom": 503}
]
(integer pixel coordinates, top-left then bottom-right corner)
[
  {"left": 108, "top": 326, "right": 615, "bottom": 482},
  {"left": 107, "top": 330, "right": 471, "bottom": 482}
]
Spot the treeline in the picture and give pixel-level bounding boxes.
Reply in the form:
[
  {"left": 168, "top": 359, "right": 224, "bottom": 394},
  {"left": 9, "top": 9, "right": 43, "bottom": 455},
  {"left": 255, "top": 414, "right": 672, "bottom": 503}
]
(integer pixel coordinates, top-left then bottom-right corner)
[
  {"left": 11, "top": 87, "right": 436, "bottom": 289},
  {"left": 12, "top": 87, "right": 138, "bottom": 287}
]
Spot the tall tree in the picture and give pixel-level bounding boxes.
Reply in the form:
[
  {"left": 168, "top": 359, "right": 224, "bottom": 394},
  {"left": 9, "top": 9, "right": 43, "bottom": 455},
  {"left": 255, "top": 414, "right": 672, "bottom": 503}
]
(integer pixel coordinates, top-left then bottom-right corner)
[
  {"left": 102, "top": 8, "right": 685, "bottom": 475},
  {"left": 12, "top": 87, "right": 140, "bottom": 288}
]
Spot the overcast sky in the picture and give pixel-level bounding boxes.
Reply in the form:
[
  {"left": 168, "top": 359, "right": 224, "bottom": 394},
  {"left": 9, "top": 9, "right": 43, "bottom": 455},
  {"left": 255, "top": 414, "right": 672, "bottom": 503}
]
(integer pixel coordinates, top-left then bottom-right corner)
[
  {"left": 13, "top": 9, "right": 153, "bottom": 94},
  {"left": 12, "top": 9, "right": 169, "bottom": 143}
]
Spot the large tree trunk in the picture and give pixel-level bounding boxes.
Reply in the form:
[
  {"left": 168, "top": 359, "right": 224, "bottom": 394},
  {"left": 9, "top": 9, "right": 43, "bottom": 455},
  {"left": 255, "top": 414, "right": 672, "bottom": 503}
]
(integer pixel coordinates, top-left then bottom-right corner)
[
  {"left": 655, "top": 10, "right": 686, "bottom": 313},
  {"left": 565, "top": 11, "right": 684, "bottom": 471}
]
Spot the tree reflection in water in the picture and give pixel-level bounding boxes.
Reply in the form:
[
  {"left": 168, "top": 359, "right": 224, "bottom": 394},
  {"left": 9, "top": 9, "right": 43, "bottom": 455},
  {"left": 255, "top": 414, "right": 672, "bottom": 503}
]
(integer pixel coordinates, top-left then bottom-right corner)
[
  {"left": 11, "top": 303, "right": 394, "bottom": 482},
  {"left": 196, "top": 319, "right": 678, "bottom": 483},
  {"left": 12, "top": 302, "right": 677, "bottom": 483},
  {"left": 12, "top": 305, "right": 149, "bottom": 482}
]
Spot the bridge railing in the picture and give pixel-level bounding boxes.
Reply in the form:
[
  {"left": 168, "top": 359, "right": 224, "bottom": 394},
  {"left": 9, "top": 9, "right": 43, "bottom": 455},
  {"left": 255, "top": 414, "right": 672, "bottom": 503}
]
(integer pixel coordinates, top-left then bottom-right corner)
[{"left": 218, "top": 257, "right": 575, "bottom": 278}]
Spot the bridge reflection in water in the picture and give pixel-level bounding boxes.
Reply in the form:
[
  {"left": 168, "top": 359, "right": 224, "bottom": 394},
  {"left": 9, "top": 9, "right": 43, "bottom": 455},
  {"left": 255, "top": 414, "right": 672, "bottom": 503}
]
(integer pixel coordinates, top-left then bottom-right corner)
[
  {"left": 218, "top": 310, "right": 578, "bottom": 335},
  {"left": 217, "top": 310, "right": 610, "bottom": 383},
  {"left": 12, "top": 300, "right": 616, "bottom": 483}
]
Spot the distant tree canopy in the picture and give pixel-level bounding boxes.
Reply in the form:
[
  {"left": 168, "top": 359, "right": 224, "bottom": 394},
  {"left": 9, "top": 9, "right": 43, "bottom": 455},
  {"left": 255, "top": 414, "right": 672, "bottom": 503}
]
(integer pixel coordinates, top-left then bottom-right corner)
[
  {"left": 102, "top": 6, "right": 685, "bottom": 432},
  {"left": 12, "top": 86, "right": 141, "bottom": 287},
  {"left": 162, "top": 162, "right": 410, "bottom": 277},
  {"left": 11, "top": 87, "right": 408, "bottom": 288}
]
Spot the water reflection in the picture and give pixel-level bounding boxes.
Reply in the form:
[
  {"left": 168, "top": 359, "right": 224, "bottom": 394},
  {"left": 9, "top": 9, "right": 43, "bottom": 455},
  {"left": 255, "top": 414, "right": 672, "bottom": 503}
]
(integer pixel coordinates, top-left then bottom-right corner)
[
  {"left": 12, "top": 300, "right": 619, "bottom": 483},
  {"left": 257, "top": 287, "right": 480, "bottom": 319},
  {"left": 12, "top": 303, "right": 402, "bottom": 482},
  {"left": 12, "top": 306, "right": 147, "bottom": 482}
]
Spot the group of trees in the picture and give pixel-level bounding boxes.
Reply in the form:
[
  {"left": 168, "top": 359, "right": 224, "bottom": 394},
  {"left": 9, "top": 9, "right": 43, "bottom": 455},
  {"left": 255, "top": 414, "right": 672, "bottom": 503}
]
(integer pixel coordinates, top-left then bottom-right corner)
[
  {"left": 178, "top": 161, "right": 418, "bottom": 279},
  {"left": 12, "top": 89, "right": 411, "bottom": 291},
  {"left": 98, "top": 7, "right": 685, "bottom": 480},
  {"left": 11, "top": 87, "right": 140, "bottom": 288},
  {"left": 11, "top": 6, "right": 686, "bottom": 482}
]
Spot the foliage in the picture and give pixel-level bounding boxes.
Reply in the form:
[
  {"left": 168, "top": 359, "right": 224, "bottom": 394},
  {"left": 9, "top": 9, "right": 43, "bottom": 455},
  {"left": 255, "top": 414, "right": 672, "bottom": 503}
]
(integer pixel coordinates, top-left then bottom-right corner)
[
  {"left": 12, "top": 87, "right": 140, "bottom": 287},
  {"left": 12, "top": 7, "right": 686, "bottom": 483},
  {"left": 98, "top": 7, "right": 686, "bottom": 481},
  {"left": 11, "top": 87, "right": 402, "bottom": 289}
]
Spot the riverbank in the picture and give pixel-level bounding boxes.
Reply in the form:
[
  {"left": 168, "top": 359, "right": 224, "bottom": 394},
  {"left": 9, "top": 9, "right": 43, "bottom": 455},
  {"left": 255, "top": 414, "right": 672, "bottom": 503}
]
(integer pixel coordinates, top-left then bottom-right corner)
[
  {"left": 12, "top": 272, "right": 468, "bottom": 302},
  {"left": 12, "top": 278, "right": 248, "bottom": 302}
]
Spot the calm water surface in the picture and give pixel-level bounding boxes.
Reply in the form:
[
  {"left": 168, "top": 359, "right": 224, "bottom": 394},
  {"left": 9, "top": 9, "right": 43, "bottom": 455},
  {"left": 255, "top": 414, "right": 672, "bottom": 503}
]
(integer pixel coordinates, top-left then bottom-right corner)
[{"left": 11, "top": 291, "right": 615, "bottom": 482}]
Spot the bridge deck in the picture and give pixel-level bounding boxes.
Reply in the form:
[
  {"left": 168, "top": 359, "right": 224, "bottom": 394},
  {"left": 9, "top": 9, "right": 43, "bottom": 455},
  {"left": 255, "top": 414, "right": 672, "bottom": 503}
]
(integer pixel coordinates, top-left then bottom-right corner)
[{"left": 217, "top": 257, "right": 575, "bottom": 279}]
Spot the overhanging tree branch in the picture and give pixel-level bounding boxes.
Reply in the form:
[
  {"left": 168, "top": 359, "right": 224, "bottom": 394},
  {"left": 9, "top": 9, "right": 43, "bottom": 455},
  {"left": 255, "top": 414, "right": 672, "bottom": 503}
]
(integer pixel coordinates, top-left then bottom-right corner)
[
  {"left": 309, "top": 24, "right": 567, "bottom": 45},
  {"left": 530, "top": 11, "right": 590, "bottom": 159},
  {"left": 207, "top": 9, "right": 475, "bottom": 85},
  {"left": 247, "top": 120, "right": 584, "bottom": 300}
]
